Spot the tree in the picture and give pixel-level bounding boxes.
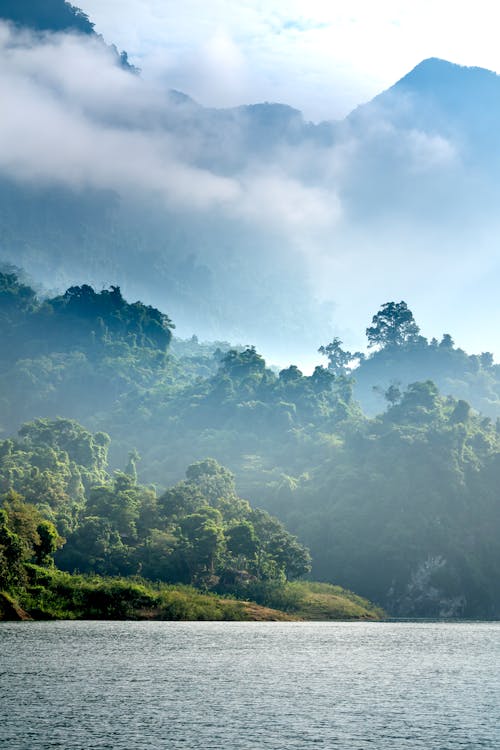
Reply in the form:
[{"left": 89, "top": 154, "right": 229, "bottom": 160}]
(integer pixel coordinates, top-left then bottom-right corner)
[
  {"left": 439, "top": 333, "right": 455, "bottom": 349},
  {"left": 279, "top": 365, "right": 303, "bottom": 383},
  {"left": 480, "top": 352, "right": 494, "bottom": 369},
  {"left": 184, "top": 459, "right": 249, "bottom": 518},
  {"left": 366, "top": 301, "right": 420, "bottom": 349},
  {"left": 318, "top": 338, "right": 364, "bottom": 377},
  {"left": 33, "top": 520, "right": 62, "bottom": 565},
  {"left": 0, "top": 271, "right": 37, "bottom": 318},
  {"left": 56, "top": 516, "right": 128, "bottom": 575},
  {"left": 450, "top": 399, "right": 471, "bottom": 424},
  {"left": 226, "top": 521, "right": 257, "bottom": 562},
  {"left": 310, "top": 365, "right": 335, "bottom": 391},
  {"left": 219, "top": 347, "right": 266, "bottom": 381},
  {"left": 179, "top": 507, "right": 225, "bottom": 586},
  {"left": 86, "top": 473, "right": 146, "bottom": 541},
  {"left": 125, "top": 449, "right": 140, "bottom": 481},
  {"left": 250, "top": 509, "right": 311, "bottom": 581},
  {"left": 385, "top": 384, "right": 402, "bottom": 406},
  {"left": 388, "top": 380, "right": 441, "bottom": 424},
  {"left": 1, "top": 493, "right": 63, "bottom": 566},
  {"left": 0, "top": 508, "right": 24, "bottom": 590},
  {"left": 18, "top": 418, "right": 110, "bottom": 479}
]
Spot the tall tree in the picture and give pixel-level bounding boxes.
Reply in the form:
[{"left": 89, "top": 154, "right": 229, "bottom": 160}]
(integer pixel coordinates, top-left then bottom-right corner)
[{"left": 366, "top": 301, "right": 421, "bottom": 349}]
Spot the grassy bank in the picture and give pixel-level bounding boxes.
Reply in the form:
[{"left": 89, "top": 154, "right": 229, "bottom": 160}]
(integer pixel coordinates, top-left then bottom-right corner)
[
  {"left": 288, "top": 581, "right": 385, "bottom": 620},
  {"left": 0, "top": 566, "right": 383, "bottom": 622},
  {"left": 239, "top": 580, "right": 384, "bottom": 620}
]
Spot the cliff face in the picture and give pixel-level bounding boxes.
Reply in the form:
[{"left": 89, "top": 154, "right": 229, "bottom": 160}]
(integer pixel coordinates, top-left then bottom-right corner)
[{"left": 387, "top": 557, "right": 468, "bottom": 619}]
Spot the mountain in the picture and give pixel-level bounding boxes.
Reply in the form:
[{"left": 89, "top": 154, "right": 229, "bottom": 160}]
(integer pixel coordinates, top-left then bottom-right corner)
[
  {"left": 1, "top": 4, "right": 500, "bottom": 361},
  {"left": 0, "top": 0, "right": 135, "bottom": 69},
  {"left": 359, "top": 57, "right": 500, "bottom": 114},
  {"left": 0, "top": 0, "right": 95, "bottom": 34},
  {"left": 351, "top": 57, "right": 500, "bottom": 166}
]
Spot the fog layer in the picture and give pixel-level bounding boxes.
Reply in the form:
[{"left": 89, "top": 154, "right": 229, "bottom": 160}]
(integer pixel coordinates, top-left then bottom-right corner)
[{"left": 1, "top": 21, "right": 499, "bottom": 362}]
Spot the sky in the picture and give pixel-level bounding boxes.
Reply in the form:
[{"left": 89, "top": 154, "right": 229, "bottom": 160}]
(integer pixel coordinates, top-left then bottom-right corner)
[{"left": 82, "top": 0, "right": 500, "bottom": 121}]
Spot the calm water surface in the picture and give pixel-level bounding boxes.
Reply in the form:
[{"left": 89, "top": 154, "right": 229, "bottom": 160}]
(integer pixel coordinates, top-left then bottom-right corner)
[{"left": 0, "top": 621, "right": 499, "bottom": 749}]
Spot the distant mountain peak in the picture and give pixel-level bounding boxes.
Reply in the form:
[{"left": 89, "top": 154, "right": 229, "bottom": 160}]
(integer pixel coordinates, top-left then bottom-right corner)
[
  {"left": 347, "top": 55, "right": 500, "bottom": 133},
  {"left": 406, "top": 57, "right": 460, "bottom": 72},
  {"left": 391, "top": 57, "right": 500, "bottom": 94}
]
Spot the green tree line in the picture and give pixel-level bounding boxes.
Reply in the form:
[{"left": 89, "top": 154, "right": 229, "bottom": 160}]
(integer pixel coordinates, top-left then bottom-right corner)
[{"left": 2, "top": 271, "right": 500, "bottom": 616}]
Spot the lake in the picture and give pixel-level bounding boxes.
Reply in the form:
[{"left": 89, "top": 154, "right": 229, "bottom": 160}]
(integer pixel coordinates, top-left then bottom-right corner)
[{"left": 0, "top": 621, "right": 499, "bottom": 749}]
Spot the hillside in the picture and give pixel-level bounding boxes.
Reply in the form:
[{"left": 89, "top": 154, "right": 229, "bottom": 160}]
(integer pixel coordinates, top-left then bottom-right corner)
[
  {"left": 2, "top": 272, "right": 500, "bottom": 617},
  {"left": 1, "top": 568, "right": 381, "bottom": 622},
  {"left": 0, "top": 0, "right": 95, "bottom": 33}
]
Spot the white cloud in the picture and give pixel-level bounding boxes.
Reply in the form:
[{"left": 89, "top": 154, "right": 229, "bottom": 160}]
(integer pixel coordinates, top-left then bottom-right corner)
[
  {"left": 0, "top": 22, "right": 344, "bottom": 236},
  {"left": 237, "top": 171, "right": 341, "bottom": 231},
  {"left": 405, "top": 131, "right": 456, "bottom": 173},
  {"left": 0, "top": 25, "right": 239, "bottom": 209}
]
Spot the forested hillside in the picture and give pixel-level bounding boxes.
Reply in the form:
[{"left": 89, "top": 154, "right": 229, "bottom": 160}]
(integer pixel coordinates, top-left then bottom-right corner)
[
  {"left": 0, "top": 415, "right": 309, "bottom": 579},
  {"left": 1, "top": 270, "right": 500, "bottom": 617}
]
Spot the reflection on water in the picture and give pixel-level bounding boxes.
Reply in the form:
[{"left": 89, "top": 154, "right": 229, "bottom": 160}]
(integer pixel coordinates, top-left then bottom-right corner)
[{"left": 0, "top": 621, "right": 499, "bottom": 749}]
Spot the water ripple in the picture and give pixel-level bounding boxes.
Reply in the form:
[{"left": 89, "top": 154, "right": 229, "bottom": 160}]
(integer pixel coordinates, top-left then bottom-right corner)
[{"left": 0, "top": 621, "right": 499, "bottom": 749}]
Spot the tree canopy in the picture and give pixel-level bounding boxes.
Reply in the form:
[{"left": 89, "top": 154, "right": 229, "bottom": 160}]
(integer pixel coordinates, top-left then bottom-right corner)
[
  {"left": 366, "top": 301, "right": 421, "bottom": 349},
  {"left": 2, "top": 274, "right": 500, "bottom": 616}
]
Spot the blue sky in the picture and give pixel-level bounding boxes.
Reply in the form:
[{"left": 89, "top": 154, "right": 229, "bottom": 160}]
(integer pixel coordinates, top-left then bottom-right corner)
[{"left": 82, "top": 0, "right": 500, "bottom": 120}]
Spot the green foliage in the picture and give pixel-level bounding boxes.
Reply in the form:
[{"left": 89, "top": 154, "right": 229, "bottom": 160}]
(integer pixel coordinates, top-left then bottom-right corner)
[
  {"left": 49, "top": 284, "right": 174, "bottom": 352},
  {"left": 15, "top": 565, "right": 296, "bottom": 621},
  {"left": 366, "top": 301, "right": 421, "bottom": 349},
  {"left": 0, "top": 275, "right": 360, "bottom": 494},
  {"left": 355, "top": 303, "right": 500, "bottom": 419},
  {"left": 240, "top": 580, "right": 384, "bottom": 619},
  {"left": 0, "top": 494, "right": 63, "bottom": 581},
  {"left": 0, "top": 418, "right": 109, "bottom": 533},
  {"left": 318, "top": 337, "right": 364, "bottom": 376},
  {"left": 149, "top": 459, "right": 311, "bottom": 589},
  {"left": 0, "top": 508, "right": 24, "bottom": 591},
  {"left": 0, "top": 416, "right": 311, "bottom": 601},
  {"left": 33, "top": 520, "right": 62, "bottom": 565},
  {"left": 0, "top": 273, "right": 176, "bottom": 433},
  {"left": 4, "top": 274, "right": 500, "bottom": 617},
  {"left": 284, "top": 581, "right": 385, "bottom": 620},
  {"left": 276, "top": 386, "right": 500, "bottom": 617}
]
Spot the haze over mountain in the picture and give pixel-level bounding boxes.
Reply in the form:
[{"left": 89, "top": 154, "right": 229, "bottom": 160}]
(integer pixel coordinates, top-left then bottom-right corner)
[{"left": 1, "top": 1, "right": 499, "bottom": 365}]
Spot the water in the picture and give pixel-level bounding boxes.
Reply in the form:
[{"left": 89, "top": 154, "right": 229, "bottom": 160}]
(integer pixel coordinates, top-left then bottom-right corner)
[{"left": 0, "top": 621, "right": 499, "bottom": 749}]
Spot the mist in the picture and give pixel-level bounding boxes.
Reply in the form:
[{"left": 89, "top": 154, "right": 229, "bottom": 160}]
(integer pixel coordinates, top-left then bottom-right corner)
[{"left": 1, "top": 21, "right": 500, "bottom": 366}]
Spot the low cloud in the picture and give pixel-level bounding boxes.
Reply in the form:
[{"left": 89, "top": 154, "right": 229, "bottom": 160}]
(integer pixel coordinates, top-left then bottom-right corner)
[
  {"left": 0, "top": 24, "right": 237, "bottom": 208},
  {"left": 0, "top": 22, "right": 342, "bottom": 232},
  {"left": 1, "top": 21, "right": 499, "bottom": 361}
]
